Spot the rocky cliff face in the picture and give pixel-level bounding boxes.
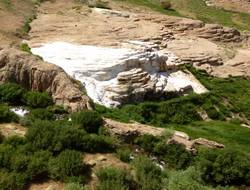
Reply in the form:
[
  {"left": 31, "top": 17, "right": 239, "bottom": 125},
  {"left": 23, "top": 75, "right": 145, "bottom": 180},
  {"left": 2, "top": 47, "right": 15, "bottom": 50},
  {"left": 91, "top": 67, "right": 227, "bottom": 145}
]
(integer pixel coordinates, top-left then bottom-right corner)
[{"left": 0, "top": 47, "right": 92, "bottom": 112}]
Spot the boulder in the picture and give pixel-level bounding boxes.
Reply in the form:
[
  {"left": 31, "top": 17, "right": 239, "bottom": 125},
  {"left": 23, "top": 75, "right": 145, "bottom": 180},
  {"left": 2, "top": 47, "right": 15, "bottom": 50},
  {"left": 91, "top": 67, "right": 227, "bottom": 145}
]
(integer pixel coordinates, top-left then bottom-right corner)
[{"left": 0, "top": 48, "right": 92, "bottom": 112}]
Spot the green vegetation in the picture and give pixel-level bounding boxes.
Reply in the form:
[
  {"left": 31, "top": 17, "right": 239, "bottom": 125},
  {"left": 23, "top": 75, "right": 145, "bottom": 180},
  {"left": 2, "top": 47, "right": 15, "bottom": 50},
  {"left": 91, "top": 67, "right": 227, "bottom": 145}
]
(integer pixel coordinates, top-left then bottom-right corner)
[
  {"left": 0, "top": 106, "right": 19, "bottom": 123},
  {"left": 0, "top": 0, "right": 12, "bottom": 10},
  {"left": 133, "top": 156, "right": 163, "bottom": 190},
  {"left": 197, "top": 149, "right": 250, "bottom": 186},
  {"left": 1, "top": 75, "right": 250, "bottom": 190},
  {"left": 24, "top": 91, "right": 53, "bottom": 108},
  {"left": 171, "top": 0, "right": 250, "bottom": 31},
  {"left": 96, "top": 167, "right": 134, "bottom": 190},
  {"left": 0, "top": 83, "right": 26, "bottom": 105},
  {"left": 48, "top": 150, "right": 85, "bottom": 181},
  {"left": 71, "top": 111, "right": 103, "bottom": 133},
  {"left": 20, "top": 43, "right": 32, "bottom": 54},
  {"left": 117, "top": 0, "right": 250, "bottom": 31}
]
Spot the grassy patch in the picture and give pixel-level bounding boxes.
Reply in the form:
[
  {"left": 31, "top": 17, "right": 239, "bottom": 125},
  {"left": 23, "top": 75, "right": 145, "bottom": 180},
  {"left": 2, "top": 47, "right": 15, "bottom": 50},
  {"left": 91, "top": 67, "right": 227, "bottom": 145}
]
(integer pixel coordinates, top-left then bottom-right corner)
[
  {"left": 171, "top": 0, "right": 250, "bottom": 31},
  {"left": 116, "top": 0, "right": 250, "bottom": 31},
  {"left": 172, "top": 121, "right": 250, "bottom": 156}
]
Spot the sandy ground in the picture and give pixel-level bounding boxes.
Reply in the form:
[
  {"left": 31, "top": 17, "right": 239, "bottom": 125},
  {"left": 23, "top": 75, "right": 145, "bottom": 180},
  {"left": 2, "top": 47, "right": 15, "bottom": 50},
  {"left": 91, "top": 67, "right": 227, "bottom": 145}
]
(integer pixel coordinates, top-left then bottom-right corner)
[
  {"left": 0, "top": 123, "right": 26, "bottom": 137},
  {"left": 0, "top": 0, "right": 37, "bottom": 46},
  {"left": 27, "top": 0, "right": 250, "bottom": 79}
]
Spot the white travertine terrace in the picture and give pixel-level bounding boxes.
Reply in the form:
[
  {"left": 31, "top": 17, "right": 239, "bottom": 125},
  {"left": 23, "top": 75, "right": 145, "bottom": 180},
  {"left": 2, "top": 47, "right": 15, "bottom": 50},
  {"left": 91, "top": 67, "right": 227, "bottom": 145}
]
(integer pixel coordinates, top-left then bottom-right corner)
[{"left": 31, "top": 41, "right": 207, "bottom": 107}]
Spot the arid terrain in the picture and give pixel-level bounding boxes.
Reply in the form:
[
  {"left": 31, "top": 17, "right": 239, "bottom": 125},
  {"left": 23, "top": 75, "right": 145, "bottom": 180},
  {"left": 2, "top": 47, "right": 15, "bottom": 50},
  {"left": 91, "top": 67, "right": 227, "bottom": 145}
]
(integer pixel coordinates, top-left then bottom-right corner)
[{"left": 0, "top": 0, "right": 250, "bottom": 190}]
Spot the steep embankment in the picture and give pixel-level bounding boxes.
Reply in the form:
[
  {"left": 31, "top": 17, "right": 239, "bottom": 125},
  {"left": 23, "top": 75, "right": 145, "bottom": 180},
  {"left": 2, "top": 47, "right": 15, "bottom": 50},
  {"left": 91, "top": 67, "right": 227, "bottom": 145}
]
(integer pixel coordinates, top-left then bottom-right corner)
[{"left": 0, "top": 48, "right": 92, "bottom": 112}]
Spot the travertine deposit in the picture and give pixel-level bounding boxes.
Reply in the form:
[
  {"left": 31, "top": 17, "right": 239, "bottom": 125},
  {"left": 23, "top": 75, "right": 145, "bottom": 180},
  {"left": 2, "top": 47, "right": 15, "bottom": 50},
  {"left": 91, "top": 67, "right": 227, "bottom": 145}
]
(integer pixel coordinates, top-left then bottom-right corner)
[{"left": 31, "top": 41, "right": 207, "bottom": 107}]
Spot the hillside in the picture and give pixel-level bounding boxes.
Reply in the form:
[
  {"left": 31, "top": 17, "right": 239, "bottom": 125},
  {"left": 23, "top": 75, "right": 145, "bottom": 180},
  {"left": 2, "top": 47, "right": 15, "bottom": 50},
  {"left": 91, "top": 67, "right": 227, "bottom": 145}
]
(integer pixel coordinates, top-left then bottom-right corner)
[{"left": 0, "top": 0, "right": 250, "bottom": 190}]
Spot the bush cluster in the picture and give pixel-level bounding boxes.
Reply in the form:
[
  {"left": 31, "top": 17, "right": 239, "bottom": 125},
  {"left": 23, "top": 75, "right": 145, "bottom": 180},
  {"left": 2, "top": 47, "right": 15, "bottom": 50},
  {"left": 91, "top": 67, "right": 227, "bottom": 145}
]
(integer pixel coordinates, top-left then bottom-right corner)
[
  {"left": 96, "top": 167, "right": 134, "bottom": 190},
  {"left": 71, "top": 111, "right": 103, "bottom": 133},
  {"left": 133, "top": 156, "right": 163, "bottom": 190},
  {"left": 0, "top": 105, "right": 19, "bottom": 123},
  {"left": 98, "top": 93, "right": 229, "bottom": 125},
  {"left": 0, "top": 83, "right": 53, "bottom": 108},
  {"left": 134, "top": 134, "right": 193, "bottom": 170},
  {"left": 25, "top": 120, "right": 113, "bottom": 153},
  {"left": 197, "top": 150, "right": 250, "bottom": 186}
]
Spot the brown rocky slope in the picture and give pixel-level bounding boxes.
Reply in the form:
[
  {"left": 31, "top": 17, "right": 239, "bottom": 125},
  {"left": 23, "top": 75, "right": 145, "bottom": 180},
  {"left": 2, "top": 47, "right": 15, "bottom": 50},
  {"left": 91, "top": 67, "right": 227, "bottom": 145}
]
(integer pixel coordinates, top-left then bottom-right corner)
[{"left": 0, "top": 47, "right": 92, "bottom": 112}]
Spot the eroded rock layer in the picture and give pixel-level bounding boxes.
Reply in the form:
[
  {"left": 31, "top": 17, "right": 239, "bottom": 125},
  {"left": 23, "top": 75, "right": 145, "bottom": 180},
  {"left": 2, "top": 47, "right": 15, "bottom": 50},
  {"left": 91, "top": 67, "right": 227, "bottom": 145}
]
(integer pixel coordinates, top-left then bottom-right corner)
[{"left": 0, "top": 48, "right": 92, "bottom": 112}]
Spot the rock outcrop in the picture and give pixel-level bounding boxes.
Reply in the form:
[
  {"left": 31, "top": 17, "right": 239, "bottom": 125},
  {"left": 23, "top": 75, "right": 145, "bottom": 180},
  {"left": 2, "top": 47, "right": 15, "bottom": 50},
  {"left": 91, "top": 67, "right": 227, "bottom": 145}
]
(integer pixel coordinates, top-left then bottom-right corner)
[
  {"left": 0, "top": 48, "right": 92, "bottom": 112},
  {"left": 104, "top": 118, "right": 225, "bottom": 151},
  {"left": 195, "top": 24, "right": 244, "bottom": 43},
  {"left": 104, "top": 118, "right": 165, "bottom": 141},
  {"left": 169, "top": 131, "right": 225, "bottom": 152}
]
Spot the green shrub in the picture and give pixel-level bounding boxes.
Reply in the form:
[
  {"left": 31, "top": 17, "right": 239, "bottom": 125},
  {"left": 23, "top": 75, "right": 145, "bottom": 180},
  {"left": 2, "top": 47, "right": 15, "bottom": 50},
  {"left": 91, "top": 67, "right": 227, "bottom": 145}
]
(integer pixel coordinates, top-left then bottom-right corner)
[
  {"left": 0, "top": 145, "right": 15, "bottom": 169},
  {"left": 157, "top": 143, "right": 193, "bottom": 170},
  {"left": 0, "top": 106, "right": 19, "bottom": 123},
  {"left": 166, "top": 167, "right": 210, "bottom": 190},
  {"left": 3, "top": 136, "right": 26, "bottom": 148},
  {"left": 116, "top": 148, "right": 131, "bottom": 163},
  {"left": 96, "top": 167, "right": 134, "bottom": 190},
  {"left": 133, "top": 156, "right": 163, "bottom": 190},
  {"left": 197, "top": 150, "right": 250, "bottom": 186},
  {"left": 28, "top": 108, "right": 54, "bottom": 121},
  {"left": 65, "top": 183, "right": 88, "bottom": 190},
  {"left": 0, "top": 171, "right": 28, "bottom": 190},
  {"left": 24, "top": 91, "right": 53, "bottom": 108},
  {"left": 134, "top": 134, "right": 160, "bottom": 153},
  {"left": 81, "top": 134, "right": 114, "bottom": 153},
  {"left": 26, "top": 120, "right": 56, "bottom": 151},
  {"left": 10, "top": 153, "right": 30, "bottom": 173},
  {"left": 53, "top": 126, "right": 87, "bottom": 152},
  {"left": 48, "top": 150, "right": 84, "bottom": 181},
  {"left": 71, "top": 111, "right": 103, "bottom": 133},
  {"left": 0, "top": 83, "right": 25, "bottom": 105},
  {"left": 27, "top": 150, "right": 52, "bottom": 179},
  {"left": 0, "top": 132, "right": 4, "bottom": 143},
  {"left": 20, "top": 43, "right": 31, "bottom": 53}
]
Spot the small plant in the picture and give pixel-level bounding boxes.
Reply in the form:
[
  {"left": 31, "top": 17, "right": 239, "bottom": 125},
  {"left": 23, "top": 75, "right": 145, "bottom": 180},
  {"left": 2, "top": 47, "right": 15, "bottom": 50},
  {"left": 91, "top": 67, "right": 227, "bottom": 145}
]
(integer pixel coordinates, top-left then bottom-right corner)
[
  {"left": 48, "top": 150, "right": 84, "bottom": 181},
  {"left": 20, "top": 43, "right": 31, "bottom": 54},
  {"left": 0, "top": 106, "right": 19, "bottom": 123},
  {"left": 65, "top": 183, "right": 87, "bottom": 190},
  {"left": 71, "top": 111, "right": 103, "bottom": 133},
  {"left": 96, "top": 167, "right": 134, "bottom": 190},
  {"left": 0, "top": 83, "right": 26, "bottom": 105},
  {"left": 116, "top": 148, "right": 131, "bottom": 163},
  {"left": 24, "top": 91, "right": 53, "bottom": 108}
]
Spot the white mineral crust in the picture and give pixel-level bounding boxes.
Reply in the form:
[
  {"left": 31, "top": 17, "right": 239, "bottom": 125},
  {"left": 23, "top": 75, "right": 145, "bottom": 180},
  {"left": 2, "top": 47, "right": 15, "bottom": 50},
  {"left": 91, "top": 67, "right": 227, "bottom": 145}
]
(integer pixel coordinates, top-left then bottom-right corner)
[{"left": 31, "top": 41, "right": 207, "bottom": 107}]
